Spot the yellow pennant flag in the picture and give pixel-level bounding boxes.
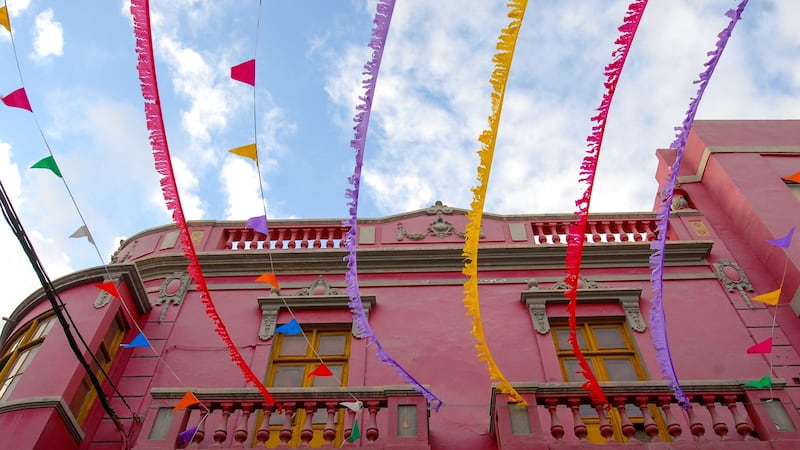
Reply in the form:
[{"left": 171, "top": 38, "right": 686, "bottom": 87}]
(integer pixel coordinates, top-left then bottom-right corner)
[
  {"left": 228, "top": 143, "right": 258, "bottom": 163},
  {"left": 752, "top": 288, "right": 781, "bottom": 306},
  {"left": 0, "top": 6, "right": 10, "bottom": 33}
]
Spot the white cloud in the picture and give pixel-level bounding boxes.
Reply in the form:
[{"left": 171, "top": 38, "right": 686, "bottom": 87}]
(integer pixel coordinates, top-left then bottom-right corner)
[
  {"left": 31, "top": 9, "right": 63, "bottom": 60},
  {"left": 221, "top": 157, "right": 263, "bottom": 220},
  {"left": 6, "top": 0, "right": 32, "bottom": 17},
  {"left": 169, "top": 156, "right": 206, "bottom": 220}
]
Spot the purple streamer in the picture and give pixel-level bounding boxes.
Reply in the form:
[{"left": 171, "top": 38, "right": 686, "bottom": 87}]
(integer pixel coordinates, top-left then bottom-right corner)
[
  {"left": 342, "top": 0, "right": 443, "bottom": 411},
  {"left": 650, "top": 0, "right": 748, "bottom": 408}
]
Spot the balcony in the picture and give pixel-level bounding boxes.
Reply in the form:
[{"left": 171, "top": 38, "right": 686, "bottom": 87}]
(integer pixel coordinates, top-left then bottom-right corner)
[
  {"left": 134, "top": 386, "right": 430, "bottom": 449},
  {"left": 490, "top": 380, "right": 800, "bottom": 449}
]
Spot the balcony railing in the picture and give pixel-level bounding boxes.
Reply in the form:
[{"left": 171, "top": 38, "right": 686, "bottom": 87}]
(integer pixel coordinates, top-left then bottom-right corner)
[
  {"left": 135, "top": 386, "right": 430, "bottom": 449},
  {"left": 224, "top": 225, "right": 348, "bottom": 250},
  {"left": 490, "top": 380, "right": 800, "bottom": 449}
]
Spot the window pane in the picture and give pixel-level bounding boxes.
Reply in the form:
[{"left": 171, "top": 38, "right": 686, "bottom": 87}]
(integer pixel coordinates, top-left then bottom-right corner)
[
  {"left": 149, "top": 408, "right": 175, "bottom": 440},
  {"left": 317, "top": 334, "right": 346, "bottom": 356},
  {"left": 311, "top": 364, "right": 343, "bottom": 387},
  {"left": 279, "top": 336, "right": 308, "bottom": 357},
  {"left": 32, "top": 317, "right": 56, "bottom": 340},
  {"left": 273, "top": 365, "right": 305, "bottom": 387},
  {"left": 603, "top": 358, "right": 639, "bottom": 381},
  {"left": 562, "top": 358, "right": 595, "bottom": 382},
  {"left": 555, "top": 329, "right": 586, "bottom": 351},
  {"left": 593, "top": 327, "right": 626, "bottom": 349}
]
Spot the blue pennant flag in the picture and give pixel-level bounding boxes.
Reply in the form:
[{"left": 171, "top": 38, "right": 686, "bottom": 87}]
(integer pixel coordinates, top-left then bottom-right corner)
[
  {"left": 121, "top": 332, "right": 152, "bottom": 348},
  {"left": 275, "top": 318, "right": 302, "bottom": 335}
]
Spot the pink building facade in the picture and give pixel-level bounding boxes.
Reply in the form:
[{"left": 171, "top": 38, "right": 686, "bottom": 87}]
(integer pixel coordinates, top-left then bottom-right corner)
[{"left": 2, "top": 120, "right": 800, "bottom": 449}]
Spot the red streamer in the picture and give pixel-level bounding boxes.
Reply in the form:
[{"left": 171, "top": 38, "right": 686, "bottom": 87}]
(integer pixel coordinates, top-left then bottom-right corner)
[
  {"left": 564, "top": 0, "right": 648, "bottom": 406},
  {"left": 130, "top": 0, "right": 274, "bottom": 404}
]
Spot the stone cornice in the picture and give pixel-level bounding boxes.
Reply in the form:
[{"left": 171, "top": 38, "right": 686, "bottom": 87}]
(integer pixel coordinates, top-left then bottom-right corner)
[{"left": 150, "top": 385, "right": 427, "bottom": 401}]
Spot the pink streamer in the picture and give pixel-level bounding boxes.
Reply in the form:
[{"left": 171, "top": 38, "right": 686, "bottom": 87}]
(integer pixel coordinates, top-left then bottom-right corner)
[
  {"left": 130, "top": 0, "right": 274, "bottom": 405},
  {"left": 564, "top": 0, "right": 648, "bottom": 406},
  {"left": 650, "top": 0, "right": 748, "bottom": 408},
  {"left": 341, "top": 0, "right": 443, "bottom": 411}
]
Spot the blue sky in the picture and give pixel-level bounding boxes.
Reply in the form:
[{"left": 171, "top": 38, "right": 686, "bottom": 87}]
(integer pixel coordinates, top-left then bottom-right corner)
[{"left": 1, "top": 0, "right": 799, "bottom": 321}]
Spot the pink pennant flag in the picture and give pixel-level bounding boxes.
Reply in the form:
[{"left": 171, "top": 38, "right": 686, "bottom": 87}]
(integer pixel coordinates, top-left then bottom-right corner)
[
  {"left": 231, "top": 59, "right": 255, "bottom": 86},
  {"left": 2, "top": 88, "right": 32, "bottom": 112},
  {"left": 307, "top": 363, "right": 333, "bottom": 378},
  {"left": 766, "top": 227, "right": 795, "bottom": 249},
  {"left": 747, "top": 338, "right": 773, "bottom": 354},
  {"left": 752, "top": 288, "right": 781, "bottom": 306},
  {"left": 95, "top": 281, "right": 122, "bottom": 299}
]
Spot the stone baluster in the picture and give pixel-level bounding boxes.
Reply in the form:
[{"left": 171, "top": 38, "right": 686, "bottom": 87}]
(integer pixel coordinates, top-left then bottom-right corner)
[
  {"left": 614, "top": 397, "right": 636, "bottom": 442},
  {"left": 724, "top": 395, "right": 754, "bottom": 440},
  {"left": 365, "top": 400, "right": 380, "bottom": 444},
  {"left": 703, "top": 395, "right": 728, "bottom": 440},
  {"left": 595, "top": 405, "right": 614, "bottom": 442},
  {"left": 255, "top": 404, "right": 275, "bottom": 447},
  {"left": 189, "top": 410, "right": 207, "bottom": 447},
  {"left": 313, "top": 228, "right": 323, "bottom": 248},
  {"left": 322, "top": 402, "right": 338, "bottom": 447},
  {"left": 278, "top": 402, "right": 296, "bottom": 448},
  {"left": 658, "top": 396, "right": 683, "bottom": 440},
  {"left": 232, "top": 403, "right": 253, "bottom": 447},
  {"left": 343, "top": 409, "right": 356, "bottom": 446},
  {"left": 568, "top": 398, "right": 587, "bottom": 440},
  {"left": 545, "top": 399, "right": 564, "bottom": 440},
  {"left": 211, "top": 403, "right": 232, "bottom": 448},
  {"left": 682, "top": 404, "right": 704, "bottom": 441},
  {"left": 636, "top": 396, "right": 659, "bottom": 442},
  {"left": 299, "top": 402, "right": 316, "bottom": 447}
]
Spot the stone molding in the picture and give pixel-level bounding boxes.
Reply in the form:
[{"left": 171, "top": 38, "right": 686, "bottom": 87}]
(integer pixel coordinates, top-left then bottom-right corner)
[{"left": 257, "top": 295, "right": 376, "bottom": 340}]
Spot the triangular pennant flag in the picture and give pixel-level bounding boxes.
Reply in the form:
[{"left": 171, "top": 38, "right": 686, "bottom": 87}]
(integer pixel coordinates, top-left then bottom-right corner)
[
  {"left": 782, "top": 172, "right": 800, "bottom": 184},
  {"left": 95, "top": 281, "right": 121, "bottom": 299},
  {"left": 747, "top": 338, "right": 773, "bottom": 354},
  {"left": 744, "top": 376, "right": 772, "bottom": 389},
  {"left": 275, "top": 318, "right": 302, "bottom": 335},
  {"left": 120, "top": 332, "right": 151, "bottom": 349},
  {"left": 255, "top": 272, "right": 280, "bottom": 291},
  {"left": 228, "top": 143, "right": 258, "bottom": 163},
  {"left": 307, "top": 363, "right": 334, "bottom": 378},
  {"left": 69, "top": 225, "right": 95, "bottom": 245},
  {"left": 177, "top": 425, "right": 199, "bottom": 446},
  {"left": 173, "top": 391, "right": 201, "bottom": 411},
  {"left": 245, "top": 215, "right": 268, "bottom": 236},
  {"left": 752, "top": 288, "right": 781, "bottom": 306},
  {"left": 766, "top": 227, "right": 795, "bottom": 249},
  {"left": 231, "top": 59, "right": 255, "bottom": 86},
  {"left": 349, "top": 419, "right": 361, "bottom": 442},
  {"left": 2, "top": 87, "right": 32, "bottom": 112},
  {"left": 0, "top": 6, "right": 10, "bottom": 33},
  {"left": 340, "top": 401, "right": 363, "bottom": 412},
  {"left": 31, "top": 155, "right": 62, "bottom": 178}
]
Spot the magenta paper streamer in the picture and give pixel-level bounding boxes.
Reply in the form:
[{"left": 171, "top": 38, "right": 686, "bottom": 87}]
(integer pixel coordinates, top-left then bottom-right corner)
[
  {"left": 564, "top": 0, "right": 648, "bottom": 407},
  {"left": 342, "top": 0, "right": 443, "bottom": 411},
  {"left": 650, "top": 0, "right": 748, "bottom": 408}
]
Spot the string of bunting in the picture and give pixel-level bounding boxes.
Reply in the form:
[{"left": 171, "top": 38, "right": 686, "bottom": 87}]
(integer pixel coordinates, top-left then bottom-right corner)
[
  {"left": 564, "top": 0, "right": 648, "bottom": 407},
  {"left": 461, "top": 0, "right": 528, "bottom": 406},
  {"left": 129, "top": 0, "right": 275, "bottom": 405},
  {"left": 650, "top": 0, "right": 749, "bottom": 408},
  {"left": 340, "top": 0, "right": 443, "bottom": 411}
]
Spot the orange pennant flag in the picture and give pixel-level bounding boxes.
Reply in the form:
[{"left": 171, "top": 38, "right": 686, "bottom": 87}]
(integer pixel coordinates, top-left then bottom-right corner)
[
  {"left": 228, "top": 143, "right": 258, "bottom": 163},
  {"left": 95, "top": 281, "right": 122, "bottom": 299},
  {"left": 782, "top": 172, "right": 800, "bottom": 184},
  {"left": 173, "top": 391, "right": 201, "bottom": 411},
  {"left": 256, "top": 272, "right": 280, "bottom": 291},
  {"left": 752, "top": 288, "right": 781, "bottom": 306},
  {"left": 307, "top": 363, "right": 334, "bottom": 378},
  {"left": 0, "top": 6, "right": 10, "bottom": 33}
]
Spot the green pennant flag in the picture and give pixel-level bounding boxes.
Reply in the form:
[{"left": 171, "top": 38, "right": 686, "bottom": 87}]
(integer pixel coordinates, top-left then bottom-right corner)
[
  {"left": 31, "top": 155, "right": 62, "bottom": 178},
  {"left": 744, "top": 376, "right": 772, "bottom": 389},
  {"left": 349, "top": 419, "right": 361, "bottom": 442}
]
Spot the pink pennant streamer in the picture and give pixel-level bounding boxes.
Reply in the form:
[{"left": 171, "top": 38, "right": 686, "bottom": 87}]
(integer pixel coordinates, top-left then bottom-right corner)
[
  {"left": 650, "top": 0, "right": 748, "bottom": 408},
  {"left": 2, "top": 87, "right": 32, "bottom": 112},
  {"left": 231, "top": 59, "right": 255, "bottom": 86},
  {"left": 747, "top": 338, "right": 772, "bottom": 354},
  {"left": 130, "top": 0, "right": 274, "bottom": 405}
]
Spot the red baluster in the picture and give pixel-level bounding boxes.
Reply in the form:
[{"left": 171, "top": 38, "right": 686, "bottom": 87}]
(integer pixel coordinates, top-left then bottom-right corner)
[
  {"left": 568, "top": 398, "right": 587, "bottom": 440},
  {"left": 189, "top": 410, "right": 207, "bottom": 447},
  {"left": 614, "top": 396, "right": 636, "bottom": 442},
  {"left": 588, "top": 221, "right": 601, "bottom": 243},
  {"left": 550, "top": 223, "right": 562, "bottom": 244},
  {"left": 300, "top": 228, "right": 310, "bottom": 248},
  {"left": 703, "top": 395, "right": 728, "bottom": 440},
  {"left": 725, "top": 395, "right": 753, "bottom": 440},
  {"left": 313, "top": 228, "right": 323, "bottom": 249},
  {"left": 279, "top": 402, "right": 296, "bottom": 448},
  {"left": 686, "top": 404, "right": 705, "bottom": 440},
  {"left": 276, "top": 228, "right": 286, "bottom": 249},
  {"left": 232, "top": 403, "right": 252, "bottom": 447},
  {"left": 365, "top": 400, "right": 380, "bottom": 444},
  {"left": 636, "top": 396, "right": 659, "bottom": 442},
  {"left": 659, "top": 396, "right": 683, "bottom": 440},
  {"left": 546, "top": 398, "right": 564, "bottom": 440},
  {"left": 255, "top": 403, "right": 274, "bottom": 446},
  {"left": 596, "top": 404, "right": 614, "bottom": 442},
  {"left": 211, "top": 403, "right": 232, "bottom": 448},
  {"left": 602, "top": 221, "right": 615, "bottom": 242},
  {"left": 343, "top": 409, "right": 355, "bottom": 446},
  {"left": 322, "top": 402, "right": 338, "bottom": 447},
  {"left": 299, "top": 402, "right": 316, "bottom": 447}
]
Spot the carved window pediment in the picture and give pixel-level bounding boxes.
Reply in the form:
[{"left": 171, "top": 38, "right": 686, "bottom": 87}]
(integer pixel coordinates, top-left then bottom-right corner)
[
  {"left": 258, "top": 295, "right": 376, "bottom": 341},
  {"left": 520, "top": 284, "right": 646, "bottom": 335}
]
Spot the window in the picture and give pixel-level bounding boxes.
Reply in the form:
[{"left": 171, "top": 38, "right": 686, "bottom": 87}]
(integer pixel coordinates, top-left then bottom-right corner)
[
  {"left": 68, "top": 313, "right": 127, "bottom": 425},
  {"left": 552, "top": 320, "right": 669, "bottom": 443},
  {"left": 0, "top": 314, "right": 56, "bottom": 401},
  {"left": 259, "top": 326, "right": 351, "bottom": 447}
]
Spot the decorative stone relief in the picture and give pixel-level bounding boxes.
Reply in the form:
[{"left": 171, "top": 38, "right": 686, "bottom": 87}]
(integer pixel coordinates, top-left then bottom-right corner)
[
  {"left": 110, "top": 239, "right": 138, "bottom": 264},
  {"left": 94, "top": 274, "right": 122, "bottom": 309},
  {"left": 154, "top": 272, "right": 192, "bottom": 321},
  {"left": 396, "top": 200, "right": 483, "bottom": 241},
  {"left": 295, "top": 275, "right": 342, "bottom": 296},
  {"left": 521, "top": 278, "right": 646, "bottom": 334},
  {"left": 712, "top": 259, "right": 755, "bottom": 308}
]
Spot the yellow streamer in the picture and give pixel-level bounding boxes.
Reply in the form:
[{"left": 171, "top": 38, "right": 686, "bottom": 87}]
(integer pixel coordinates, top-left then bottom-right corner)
[{"left": 462, "top": 0, "right": 527, "bottom": 406}]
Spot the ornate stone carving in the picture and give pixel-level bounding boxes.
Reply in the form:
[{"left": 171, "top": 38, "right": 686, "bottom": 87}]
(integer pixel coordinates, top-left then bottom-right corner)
[
  {"left": 94, "top": 274, "right": 122, "bottom": 309},
  {"left": 396, "top": 200, "right": 483, "bottom": 241},
  {"left": 521, "top": 281, "right": 646, "bottom": 334},
  {"left": 110, "top": 239, "right": 138, "bottom": 264},
  {"left": 712, "top": 259, "right": 755, "bottom": 308},
  {"left": 155, "top": 272, "right": 192, "bottom": 321},
  {"left": 550, "top": 276, "right": 603, "bottom": 291},
  {"left": 295, "top": 275, "right": 342, "bottom": 296}
]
